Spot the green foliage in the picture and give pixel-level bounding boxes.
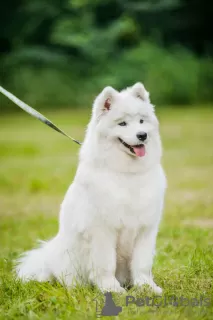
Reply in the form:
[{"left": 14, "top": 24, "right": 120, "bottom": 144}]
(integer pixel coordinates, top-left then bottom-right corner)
[
  {"left": 0, "top": 0, "right": 213, "bottom": 109},
  {"left": 2, "top": 42, "right": 212, "bottom": 109}
]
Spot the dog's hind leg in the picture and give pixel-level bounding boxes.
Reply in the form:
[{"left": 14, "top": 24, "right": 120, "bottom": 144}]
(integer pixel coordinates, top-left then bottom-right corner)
[{"left": 115, "top": 256, "right": 131, "bottom": 288}]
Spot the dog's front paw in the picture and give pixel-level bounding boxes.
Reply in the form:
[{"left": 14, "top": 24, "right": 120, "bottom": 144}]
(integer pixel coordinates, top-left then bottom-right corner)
[
  {"left": 99, "top": 277, "right": 126, "bottom": 293},
  {"left": 134, "top": 276, "right": 162, "bottom": 294}
]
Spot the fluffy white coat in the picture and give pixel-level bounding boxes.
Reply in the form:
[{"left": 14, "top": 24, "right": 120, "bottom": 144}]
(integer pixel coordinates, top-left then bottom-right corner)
[{"left": 15, "top": 83, "right": 166, "bottom": 293}]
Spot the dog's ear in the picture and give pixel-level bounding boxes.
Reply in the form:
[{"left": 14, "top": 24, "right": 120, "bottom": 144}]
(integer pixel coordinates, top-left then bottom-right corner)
[
  {"left": 131, "top": 82, "right": 150, "bottom": 103},
  {"left": 93, "top": 86, "right": 118, "bottom": 116}
]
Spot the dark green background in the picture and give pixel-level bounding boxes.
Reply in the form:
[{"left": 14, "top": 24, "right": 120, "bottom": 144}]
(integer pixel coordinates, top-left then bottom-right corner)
[{"left": 1, "top": 0, "right": 213, "bottom": 109}]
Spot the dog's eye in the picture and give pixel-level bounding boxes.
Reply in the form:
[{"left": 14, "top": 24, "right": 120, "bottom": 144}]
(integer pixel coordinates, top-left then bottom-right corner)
[
  {"left": 140, "top": 119, "right": 144, "bottom": 124},
  {"left": 118, "top": 121, "right": 127, "bottom": 126}
]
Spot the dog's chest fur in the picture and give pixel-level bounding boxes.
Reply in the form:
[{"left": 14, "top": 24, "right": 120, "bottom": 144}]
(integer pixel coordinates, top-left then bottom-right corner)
[
  {"left": 69, "top": 163, "right": 166, "bottom": 231},
  {"left": 107, "top": 168, "right": 162, "bottom": 225}
]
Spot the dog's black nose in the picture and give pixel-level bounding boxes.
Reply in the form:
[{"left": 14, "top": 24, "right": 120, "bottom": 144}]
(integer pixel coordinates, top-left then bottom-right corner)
[{"left": 136, "top": 132, "right": 147, "bottom": 141}]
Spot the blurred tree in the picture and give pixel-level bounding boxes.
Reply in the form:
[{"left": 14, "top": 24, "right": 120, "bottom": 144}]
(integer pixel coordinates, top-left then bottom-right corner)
[
  {"left": 1, "top": 0, "right": 212, "bottom": 65},
  {"left": 0, "top": 0, "right": 212, "bottom": 106}
]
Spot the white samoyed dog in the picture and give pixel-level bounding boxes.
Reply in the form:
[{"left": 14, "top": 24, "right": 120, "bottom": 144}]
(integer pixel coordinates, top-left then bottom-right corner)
[{"left": 15, "top": 82, "right": 166, "bottom": 293}]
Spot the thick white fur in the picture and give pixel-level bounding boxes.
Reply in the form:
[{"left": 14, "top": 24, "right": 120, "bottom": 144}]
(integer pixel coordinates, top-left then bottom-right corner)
[{"left": 15, "top": 82, "right": 166, "bottom": 293}]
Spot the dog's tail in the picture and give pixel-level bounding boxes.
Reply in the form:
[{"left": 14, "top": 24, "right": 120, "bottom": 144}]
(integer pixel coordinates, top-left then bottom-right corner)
[{"left": 15, "top": 238, "right": 56, "bottom": 282}]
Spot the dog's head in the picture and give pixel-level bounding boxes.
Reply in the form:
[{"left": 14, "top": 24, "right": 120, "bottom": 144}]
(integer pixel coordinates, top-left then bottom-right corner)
[{"left": 90, "top": 82, "right": 161, "bottom": 160}]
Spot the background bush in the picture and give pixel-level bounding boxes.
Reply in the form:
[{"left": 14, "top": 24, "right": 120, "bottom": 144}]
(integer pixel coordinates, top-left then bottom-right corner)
[{"left": 0, "top": 0, "right": 213, "bottom": 109}]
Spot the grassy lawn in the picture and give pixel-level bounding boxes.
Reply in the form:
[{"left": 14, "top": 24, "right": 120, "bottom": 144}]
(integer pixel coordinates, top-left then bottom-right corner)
[{"left": 0, "top": 106, "right": 213, "bottom": 319}]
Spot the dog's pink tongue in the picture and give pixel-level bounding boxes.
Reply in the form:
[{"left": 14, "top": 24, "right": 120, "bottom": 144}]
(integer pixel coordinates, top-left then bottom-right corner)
[{"left": 133, "top": 146, "right": 145, "bottom": 157}]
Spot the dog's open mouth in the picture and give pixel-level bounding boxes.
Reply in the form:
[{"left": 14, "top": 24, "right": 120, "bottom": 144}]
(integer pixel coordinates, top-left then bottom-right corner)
[{"left": 118, "top": 138, "right": 146, "bottom": 157}]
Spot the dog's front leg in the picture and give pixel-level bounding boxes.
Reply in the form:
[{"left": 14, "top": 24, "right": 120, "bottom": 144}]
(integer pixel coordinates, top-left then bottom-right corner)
[
  {"left": 88, "top": 227, "right": 125, "bottom": 293},
  {"left": 131, "top": 224, "right": 162, "bottom": 294}
]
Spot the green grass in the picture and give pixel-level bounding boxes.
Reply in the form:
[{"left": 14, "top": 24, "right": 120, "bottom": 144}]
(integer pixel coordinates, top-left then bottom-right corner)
[{"left": 0, "top": 107, "right": 213, "bottom": 319}]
